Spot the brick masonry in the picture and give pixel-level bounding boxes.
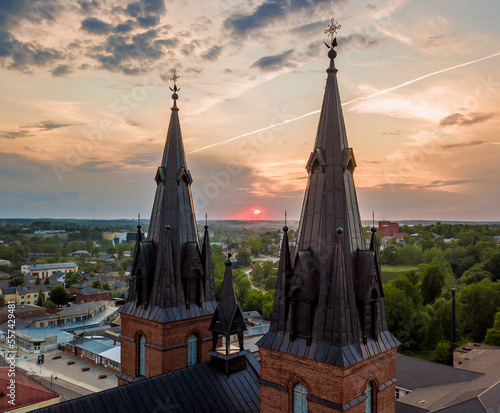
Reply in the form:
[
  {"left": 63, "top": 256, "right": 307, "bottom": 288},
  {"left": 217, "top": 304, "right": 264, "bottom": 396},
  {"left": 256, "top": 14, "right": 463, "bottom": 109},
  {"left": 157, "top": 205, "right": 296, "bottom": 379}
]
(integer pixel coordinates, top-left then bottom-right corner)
[
  {"left": 119, "top": 312, "right": 219, "bottom": 385},
  {"left": 259, "top": 347, "right": 397, "bottom": 413}
]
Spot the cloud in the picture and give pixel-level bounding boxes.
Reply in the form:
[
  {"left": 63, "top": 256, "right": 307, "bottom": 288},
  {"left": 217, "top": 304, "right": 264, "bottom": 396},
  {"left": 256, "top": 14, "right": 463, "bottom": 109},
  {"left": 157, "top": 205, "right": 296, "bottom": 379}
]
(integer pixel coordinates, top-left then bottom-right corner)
[
  {"left": 251, "top": 49, "right": 295, "bottom": 72},
  {"left": 0, "top": 120, "right": 75, "bottom": 139},
  {"left": 290, "top": 20, "right": 328, "bottom": 36},
  {"left": 0, "top": 31, "right": 65, "bottom": 73},
  {"left": 137, "top": 15, "right": 160, "bottom": 28},
  {"left": 224, "top": 2, "right": 286, "bottom": 38},
  {"left": 439, "top": 112, "right": 495, "bottom": 127},
  {"left": 382, "top": 130, "right": 401, "bottom": 135},
  {"left": 440, "top": 140, "right": 486, "bottom": 150},
  {"left": 201, "top": 45, "right": 223, "bottom": 61},
  {"left": 51, "top": 64, "right": 73, "bottom": 77},
  {"left": 0, "top": 0, "right": 63, "bottom": 31},
  {"left": 124, "top": 0, "right": 166, "bottom": 18},
  {"left": 90, "top": 30, "right": 168, "bottom": 75},
  {"left": 125, "top": 119, "right": 144, "bottom": 127},
  {"left": 113, "top": 20, "right": 135, "bottom": 33},
  {"left": 224, "top": 0, "right": 346, "bottom": 38},
  {"left": 338, "top": 33, "right": 383, "bottom": 51},
  {"left": 80, "top": 17, "right": 113, "bottom": 35},
  {"left": 77, "top": 0, "right": 100, "bottom": 13}
]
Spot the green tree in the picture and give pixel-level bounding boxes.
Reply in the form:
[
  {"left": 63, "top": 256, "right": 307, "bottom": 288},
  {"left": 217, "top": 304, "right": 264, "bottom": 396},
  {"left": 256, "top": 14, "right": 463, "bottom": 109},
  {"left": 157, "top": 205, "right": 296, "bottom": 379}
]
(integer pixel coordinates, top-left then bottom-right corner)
[
  {"left": 9, "top": 275, "right": 24, "bottom": 287},
  {"left": 43, "top": 299, "right": 57, "bottom": 309},
  {"left": 92, "top": 280, "right": 102, "bottom": 289},
  {"left": 236, "top": 277, "right": 251, "bottom": 303},
  {"left": 36, "top": 292, "right": 45, "bottom": 307},
  {"left": 484, "top": 311, "right": 500, "bottom": 346},
  {"left": 484, "top": 252, "right": 500, "bottom": 281},
  {"left": 459, "top": 279, "right": 500, "bottom": 342},
  {"left": 420, "top": 264, "right": 446, "bottom": 304},
  {"left": 49, "top": 286, "right": 70, "bottom": 306},
  {"left": 388, "top": 274, "right": 422, "bottom": 308},
  {"left": 0, "top": 294, "right": 5, "bottom": 307},
  {"left": 64, "top": 271, "right": 82, "bottom": 288},
  {"left": 236, "top": 248, "right": 252, "bottom": 267},
  {"left": 433, "top": 341, "right": 453, "bottom": 365},
  {"left": 384, "top": 284, "right": 413, "bottom": 347}
]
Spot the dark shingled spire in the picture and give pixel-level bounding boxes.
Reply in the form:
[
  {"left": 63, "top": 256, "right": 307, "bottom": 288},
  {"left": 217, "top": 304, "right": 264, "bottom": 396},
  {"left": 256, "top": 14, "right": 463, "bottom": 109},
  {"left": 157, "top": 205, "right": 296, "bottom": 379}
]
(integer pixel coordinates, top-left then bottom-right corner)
[
  {"left": 121, "top": 88, "right": 217, "bottom": 322},
  {"left": 209, "top": 254, "right": 248, "bottom": 375},
  {"left": 209, "top": 254, "right": 247, "bottom": 350},
  {"left": 258, "top": 38, "right": 398, "bottom": 367}
]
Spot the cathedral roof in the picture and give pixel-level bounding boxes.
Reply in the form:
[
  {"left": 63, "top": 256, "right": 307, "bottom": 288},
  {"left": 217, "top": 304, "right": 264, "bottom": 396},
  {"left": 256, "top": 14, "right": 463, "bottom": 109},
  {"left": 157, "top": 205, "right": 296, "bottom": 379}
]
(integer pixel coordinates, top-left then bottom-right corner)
[{"left": 36, "top": 352, "right": 261, "bottom": 413}]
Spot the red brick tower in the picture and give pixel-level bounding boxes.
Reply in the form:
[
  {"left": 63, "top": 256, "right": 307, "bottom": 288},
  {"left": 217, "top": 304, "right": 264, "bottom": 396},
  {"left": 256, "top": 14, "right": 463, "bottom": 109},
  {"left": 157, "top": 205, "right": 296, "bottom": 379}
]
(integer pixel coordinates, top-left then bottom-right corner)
[
  {"left": 118, "top": 76, "right": 217, "bottom": 385},
  {"left": 257, "top": 21, "right": 399, "bottom": 412}
]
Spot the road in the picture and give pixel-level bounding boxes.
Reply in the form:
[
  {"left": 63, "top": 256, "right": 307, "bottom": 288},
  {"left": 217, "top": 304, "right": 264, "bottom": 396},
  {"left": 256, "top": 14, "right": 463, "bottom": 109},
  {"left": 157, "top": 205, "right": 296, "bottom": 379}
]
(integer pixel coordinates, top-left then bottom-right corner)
[{"left": 26, "top": 371, "right": 93, "bottom": 402}]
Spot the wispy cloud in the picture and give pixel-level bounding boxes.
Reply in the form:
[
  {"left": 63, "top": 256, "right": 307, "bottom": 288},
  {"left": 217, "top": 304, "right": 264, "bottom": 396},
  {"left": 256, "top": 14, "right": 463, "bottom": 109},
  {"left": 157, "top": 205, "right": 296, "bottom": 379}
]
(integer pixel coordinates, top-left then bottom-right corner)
[{"left": 439, "top": 112, "right": 495, "bottom": 127}]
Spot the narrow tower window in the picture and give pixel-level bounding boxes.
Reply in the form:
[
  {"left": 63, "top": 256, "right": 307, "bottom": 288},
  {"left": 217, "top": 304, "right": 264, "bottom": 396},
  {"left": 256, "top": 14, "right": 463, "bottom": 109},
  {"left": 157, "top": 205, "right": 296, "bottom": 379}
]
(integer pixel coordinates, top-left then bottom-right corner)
[
  {"left": 187, "top": 334, "right": 198, "bottom": 366},
  {"left": 365, "top": 382, "right": 374, "bottom": 413},
  {"left": 138, "top": 334, "right": 146, "bottom": 376},
  {"left": 293, "top": 382, "right": 308, "bottom": 413}
]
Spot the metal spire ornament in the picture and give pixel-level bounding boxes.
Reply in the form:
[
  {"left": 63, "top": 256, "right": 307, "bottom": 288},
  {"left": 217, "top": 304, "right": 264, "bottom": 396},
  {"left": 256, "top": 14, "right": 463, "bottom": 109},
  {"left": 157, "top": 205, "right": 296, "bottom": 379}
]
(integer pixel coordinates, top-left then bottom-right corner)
[{"left": 324, "top": 17, "right": 341, "bottom": 48}]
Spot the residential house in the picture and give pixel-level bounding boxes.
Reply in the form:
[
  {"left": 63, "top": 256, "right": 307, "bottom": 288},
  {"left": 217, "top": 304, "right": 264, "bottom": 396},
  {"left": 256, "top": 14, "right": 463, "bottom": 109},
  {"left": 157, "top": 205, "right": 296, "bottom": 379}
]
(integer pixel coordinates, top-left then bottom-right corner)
[
  {"left": 21, "top": 262, "right": 78, "bottom": 279},
  {"left": 71, "top": 250, "right": 90, "bottom": 257},
  {"left": 0, "top": 285, "right": 49, "bottom": 305},
  {"left": 75, "top": 287, "right": 112, "bottom": 303}
]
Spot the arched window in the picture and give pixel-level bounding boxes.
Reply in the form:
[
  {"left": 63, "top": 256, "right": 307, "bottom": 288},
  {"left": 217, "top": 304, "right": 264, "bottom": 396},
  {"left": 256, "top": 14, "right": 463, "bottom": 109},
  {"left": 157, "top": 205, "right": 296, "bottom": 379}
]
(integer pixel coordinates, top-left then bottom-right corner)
[
  {"left": 138, "top": 335, "right": 146, "bottom": 376},
  {"left": 187, "top": 334, "right": 198, "bottom": 366},
  {"left": 293, "top": 382, "right": 307, "bottom": 413},
  {"left": 365, "top": 382, "right": 374, "bottom": 413}
]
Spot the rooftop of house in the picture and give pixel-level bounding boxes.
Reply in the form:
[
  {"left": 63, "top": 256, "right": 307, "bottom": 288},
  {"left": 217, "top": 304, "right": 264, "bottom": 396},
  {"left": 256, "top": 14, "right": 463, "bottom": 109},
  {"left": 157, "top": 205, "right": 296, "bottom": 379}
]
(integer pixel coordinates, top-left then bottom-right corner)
[
  {"left": 396, "top": 347, "right": 500, "bottom": 412},
  {"left": 27, "top": 262, "right": 78, "bottom": 271},
  {"left": 0, "top": 366, "right": 59, "bottom": 411}
]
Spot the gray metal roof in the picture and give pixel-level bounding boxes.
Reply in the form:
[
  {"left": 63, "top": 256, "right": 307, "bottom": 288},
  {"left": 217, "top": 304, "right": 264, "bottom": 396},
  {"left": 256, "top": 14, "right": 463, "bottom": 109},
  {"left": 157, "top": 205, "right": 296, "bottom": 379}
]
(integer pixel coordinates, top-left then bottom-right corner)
[
  {"left": 27, "top": 262, "right": 77, "bottom": 271},
  {"left": 36, "top": 352, "right": 260, "bottom": 413}
]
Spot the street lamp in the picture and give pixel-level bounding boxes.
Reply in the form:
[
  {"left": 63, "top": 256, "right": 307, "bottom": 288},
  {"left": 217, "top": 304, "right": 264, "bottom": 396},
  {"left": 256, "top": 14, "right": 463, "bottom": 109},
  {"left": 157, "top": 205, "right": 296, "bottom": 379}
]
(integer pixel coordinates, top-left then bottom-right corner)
[{"left": 50, "top": 373, "right": 57, "bottom": 390}]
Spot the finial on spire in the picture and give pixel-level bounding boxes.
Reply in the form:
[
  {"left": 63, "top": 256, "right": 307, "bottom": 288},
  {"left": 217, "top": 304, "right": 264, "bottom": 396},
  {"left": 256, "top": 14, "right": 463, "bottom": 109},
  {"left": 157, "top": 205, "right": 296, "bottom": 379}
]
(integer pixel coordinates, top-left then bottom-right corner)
[
  {"left": 324, "top": 17, "right": 341, "bottom": 49},
  {"left": 137, "top": 212, "right": 141, "bottom": 228},
  {"left": 226, "top": 235, "right": 231, "bottom": 257},
  {"left": 205, "top": 212, "right": 208, "bottom": 229},
  {"left": 169, "top": 69, "right": 180, "bottom": 102},
  {"left": 283, "top": 211, "right": 288, "bottom": 232}
]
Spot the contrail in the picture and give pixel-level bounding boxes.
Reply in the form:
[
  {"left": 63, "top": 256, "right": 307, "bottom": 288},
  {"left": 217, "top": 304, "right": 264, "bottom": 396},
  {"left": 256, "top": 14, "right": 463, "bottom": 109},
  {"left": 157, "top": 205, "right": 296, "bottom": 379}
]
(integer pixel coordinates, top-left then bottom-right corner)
[{"left": 188, "top": 51, "right": 500, "bottom": 154}]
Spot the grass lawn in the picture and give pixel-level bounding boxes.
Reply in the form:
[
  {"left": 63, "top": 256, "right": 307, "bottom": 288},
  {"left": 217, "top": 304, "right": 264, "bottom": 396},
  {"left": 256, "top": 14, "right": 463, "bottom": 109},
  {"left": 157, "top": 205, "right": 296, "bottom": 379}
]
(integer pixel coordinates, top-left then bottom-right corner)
[{"left": 381, "top": 265, "right": 418, "bottom": 284}]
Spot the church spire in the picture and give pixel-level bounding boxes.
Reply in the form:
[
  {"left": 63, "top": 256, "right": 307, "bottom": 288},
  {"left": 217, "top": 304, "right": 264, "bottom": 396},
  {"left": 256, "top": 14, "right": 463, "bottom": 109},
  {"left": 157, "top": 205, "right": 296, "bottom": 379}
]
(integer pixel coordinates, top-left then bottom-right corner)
[
  {"left": 121, "top": 71, "right": 217, "bottom": 322},
  {"left": 209, "top": 253, "right": 248, "bottom": 375},
  {"left": 258, "top": 20, "right": 398, "bottom": 367}
]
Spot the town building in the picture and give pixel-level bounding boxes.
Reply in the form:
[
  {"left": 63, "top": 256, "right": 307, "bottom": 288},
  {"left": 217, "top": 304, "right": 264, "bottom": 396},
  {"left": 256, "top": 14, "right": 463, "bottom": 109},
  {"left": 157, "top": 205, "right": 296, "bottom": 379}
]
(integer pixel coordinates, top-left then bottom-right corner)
[
  {"left": 0, "top": 303, "right": 46, "bottom": 324},
  {"left": 0, "top": 285, "right": 49, "bottom": 305},
  {"left": 0, "top": 366, "right": 60, "bottom": 411},
  {"left": 75, "top": 287, "right": 112, "bottom": 303},
  {"left": 37, "top": 26, "right": 398, "bottom": 413},
  {"left": 21, "top": 262, "right": 78, "bottom": 279}
]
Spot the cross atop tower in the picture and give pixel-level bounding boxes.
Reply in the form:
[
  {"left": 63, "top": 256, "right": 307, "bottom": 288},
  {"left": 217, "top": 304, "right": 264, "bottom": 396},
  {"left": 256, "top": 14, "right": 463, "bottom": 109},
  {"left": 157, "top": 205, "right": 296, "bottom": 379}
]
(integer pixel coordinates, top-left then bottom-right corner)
[{"left": 324, "top": 17, "right": 341, "bottom": 48}]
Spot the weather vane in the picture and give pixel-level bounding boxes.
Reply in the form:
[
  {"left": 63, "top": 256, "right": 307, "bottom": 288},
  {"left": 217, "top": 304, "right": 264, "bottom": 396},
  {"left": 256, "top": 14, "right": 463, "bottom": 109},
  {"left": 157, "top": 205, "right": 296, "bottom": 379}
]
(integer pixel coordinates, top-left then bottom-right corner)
[
  {"left": 324, "top": 17, "right": 341, "bottom": 48},
  {"left": 169, "top": 69, "right": 180, "bottom": 93}
]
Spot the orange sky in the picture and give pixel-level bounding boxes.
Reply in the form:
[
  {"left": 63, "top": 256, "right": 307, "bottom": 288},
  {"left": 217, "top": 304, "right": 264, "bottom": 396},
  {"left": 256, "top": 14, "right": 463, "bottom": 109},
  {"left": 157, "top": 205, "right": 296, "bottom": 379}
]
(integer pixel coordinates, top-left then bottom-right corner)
[{"left": 1, "top": 0, "right": 500, "bottom": 221}]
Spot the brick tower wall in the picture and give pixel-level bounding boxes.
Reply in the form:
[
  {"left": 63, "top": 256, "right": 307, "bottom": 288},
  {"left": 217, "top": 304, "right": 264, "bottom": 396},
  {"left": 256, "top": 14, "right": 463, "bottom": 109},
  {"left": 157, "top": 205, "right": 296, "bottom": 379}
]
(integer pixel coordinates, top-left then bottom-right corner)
[
  {"left": 119, "top": 313, "right": 216, "bottom": 386},
  {"left": 259, "top": 347, "right": 397, "bottom": 413}
]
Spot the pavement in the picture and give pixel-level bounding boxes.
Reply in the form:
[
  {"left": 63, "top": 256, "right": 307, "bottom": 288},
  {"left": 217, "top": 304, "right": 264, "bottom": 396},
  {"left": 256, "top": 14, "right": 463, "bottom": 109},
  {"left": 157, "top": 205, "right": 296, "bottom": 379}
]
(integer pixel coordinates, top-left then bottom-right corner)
[{"left": 20, "top": 348, "right": 118, "bottom": 392}]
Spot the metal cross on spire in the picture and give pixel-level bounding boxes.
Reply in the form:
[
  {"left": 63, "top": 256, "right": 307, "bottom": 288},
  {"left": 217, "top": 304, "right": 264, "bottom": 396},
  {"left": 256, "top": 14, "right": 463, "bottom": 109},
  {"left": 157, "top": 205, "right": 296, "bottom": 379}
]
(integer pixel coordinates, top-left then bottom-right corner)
[
  {"left": 169, "top": 69, "right": 180, "bottom": 93},
  {"left": 324, "top": 17, "right": 341, "bottom": 48},
  {"left": 205, "top": 212, "right": 208, "bottom": 227},
  {"left": 226, "top": 236, "right": 231, "bottom": 258}
]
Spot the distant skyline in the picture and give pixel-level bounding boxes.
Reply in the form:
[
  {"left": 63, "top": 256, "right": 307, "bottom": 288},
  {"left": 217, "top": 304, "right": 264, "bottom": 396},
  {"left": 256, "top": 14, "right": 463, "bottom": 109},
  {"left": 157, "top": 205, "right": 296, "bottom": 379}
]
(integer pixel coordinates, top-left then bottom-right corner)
[{"left": 1, "top": 0, "right": 499, "bottom": 221}]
